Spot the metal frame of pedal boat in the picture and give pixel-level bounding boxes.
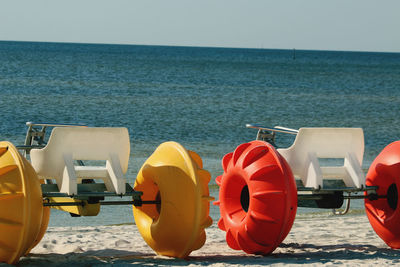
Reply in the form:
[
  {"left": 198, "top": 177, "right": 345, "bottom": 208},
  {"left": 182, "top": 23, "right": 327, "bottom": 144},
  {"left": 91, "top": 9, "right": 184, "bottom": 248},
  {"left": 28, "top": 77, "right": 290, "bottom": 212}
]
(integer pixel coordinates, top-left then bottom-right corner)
[
  {"left": 246, "top": 124, "right": 383, "bottom": 215},
  {"left": 17, "top": 122, "right": 159, "bottom": 210}
]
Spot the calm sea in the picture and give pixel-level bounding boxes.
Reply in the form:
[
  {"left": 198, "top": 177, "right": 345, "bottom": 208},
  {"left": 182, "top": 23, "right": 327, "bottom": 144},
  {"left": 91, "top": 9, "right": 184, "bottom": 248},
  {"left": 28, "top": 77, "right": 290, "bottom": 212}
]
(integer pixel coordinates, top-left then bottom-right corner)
[{"left": 0, "top": 41, "right": 399, "bottom": 226}]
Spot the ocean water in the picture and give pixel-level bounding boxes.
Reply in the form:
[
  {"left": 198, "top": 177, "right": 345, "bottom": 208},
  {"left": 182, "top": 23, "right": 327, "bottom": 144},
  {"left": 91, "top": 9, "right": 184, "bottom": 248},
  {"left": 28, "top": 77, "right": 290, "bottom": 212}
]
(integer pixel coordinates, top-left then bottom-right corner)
[{"left": 0, "top": 41, "right": 399, "bottom": 226}]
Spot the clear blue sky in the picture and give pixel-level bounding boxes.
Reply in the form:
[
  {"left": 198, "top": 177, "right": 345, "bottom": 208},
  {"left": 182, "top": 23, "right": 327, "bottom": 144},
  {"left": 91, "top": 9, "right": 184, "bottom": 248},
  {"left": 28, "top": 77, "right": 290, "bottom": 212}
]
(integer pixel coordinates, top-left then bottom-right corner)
[{"left": 1, "top": 0, "right": 399, "bottom": 52}]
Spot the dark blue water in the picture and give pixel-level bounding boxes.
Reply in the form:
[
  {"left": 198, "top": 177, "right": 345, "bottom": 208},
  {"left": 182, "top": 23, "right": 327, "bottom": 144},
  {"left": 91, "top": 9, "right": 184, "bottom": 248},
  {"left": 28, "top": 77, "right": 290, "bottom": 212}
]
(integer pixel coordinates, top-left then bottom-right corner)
[{"left": 1, "top": 41, "right": 400, "bottom": 226}]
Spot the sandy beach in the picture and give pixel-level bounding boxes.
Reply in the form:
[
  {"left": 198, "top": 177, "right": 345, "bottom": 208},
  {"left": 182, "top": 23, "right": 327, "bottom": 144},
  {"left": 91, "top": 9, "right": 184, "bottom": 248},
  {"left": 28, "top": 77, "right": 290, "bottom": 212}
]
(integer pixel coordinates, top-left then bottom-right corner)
[{"left": 3, "top": 213, "right": 396, "bottom": 266}]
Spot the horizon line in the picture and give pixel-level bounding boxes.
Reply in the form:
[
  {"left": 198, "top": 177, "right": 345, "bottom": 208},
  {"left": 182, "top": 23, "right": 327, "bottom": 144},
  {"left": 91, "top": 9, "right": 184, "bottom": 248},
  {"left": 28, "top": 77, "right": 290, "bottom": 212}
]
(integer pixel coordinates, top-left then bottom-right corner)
[{"left": 1, "top": 39, "right": 399, "bottom": 54}]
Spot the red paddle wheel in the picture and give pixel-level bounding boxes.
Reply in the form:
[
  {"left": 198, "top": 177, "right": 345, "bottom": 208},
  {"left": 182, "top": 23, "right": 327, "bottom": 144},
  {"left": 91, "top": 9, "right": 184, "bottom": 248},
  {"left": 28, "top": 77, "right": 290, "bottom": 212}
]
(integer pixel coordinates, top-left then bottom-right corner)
[
  {"left": 365, "top": 141, "right": 400, "bottom": 248},
  {"left": 214, "top": 140, "right": 297, "bottom": 254}
]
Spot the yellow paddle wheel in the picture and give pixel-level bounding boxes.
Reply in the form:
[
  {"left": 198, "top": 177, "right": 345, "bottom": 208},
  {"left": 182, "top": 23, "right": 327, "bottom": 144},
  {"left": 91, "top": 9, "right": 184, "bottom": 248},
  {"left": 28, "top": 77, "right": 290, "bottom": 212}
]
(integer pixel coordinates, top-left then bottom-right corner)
[
  {"left": 0, "top": 142, "right": 48, "bottom": 265},
  {"left": 133, "top": 142, "right": 213, "bottom": 258}
]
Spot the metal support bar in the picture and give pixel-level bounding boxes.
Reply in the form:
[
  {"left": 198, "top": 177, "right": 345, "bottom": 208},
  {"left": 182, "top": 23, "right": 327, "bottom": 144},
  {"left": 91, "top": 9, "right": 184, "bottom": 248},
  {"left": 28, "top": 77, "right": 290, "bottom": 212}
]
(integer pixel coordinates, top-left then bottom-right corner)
[
  {"left": 20, "top": 122, "right": 86, "bottom": 155},
  {"left": 298, "top": 194, "right": 324, "bottom": 200},
  {"left": 100, "top": 200, "right": 161, "bottom": 206},
  {"left": 41, "top": 183, "right": 143, "bottom": 199},
  {"left": 297, "top": 186, "right": 378, "bottom": 193},
  {"left": 246, "top": 124, "right": 299, "bottom": 135},
  {"left": 43, "top": 202, "right": 85, "bottom": 207},
  {"left": 298, "top": 189, "right": 385, "bottom": 210},
  {"left": 298, "top": 193, "right": 386, "bottom": 201},
  {"left": 343, "top": 194, "right": 387, "bottom": 200},
  {"left": 26, "top": 122, "right": 87, "bottom": 128},
  {"left": 333, "top": 196, "right": 351, "bottom": 215},
  {"left": 43, "top": 200, "right": 161, "bottom": 207}
]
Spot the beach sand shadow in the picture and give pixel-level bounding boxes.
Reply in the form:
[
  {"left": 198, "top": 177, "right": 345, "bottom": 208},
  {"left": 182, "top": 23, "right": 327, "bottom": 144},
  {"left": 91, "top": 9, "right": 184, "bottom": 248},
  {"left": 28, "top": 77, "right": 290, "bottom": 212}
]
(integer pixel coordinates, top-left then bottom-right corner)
[
  {"left": 18, "top": 250, "right": 192, "bottom": 267},
  {"left": 273, "top": 242, "right": 400, "bottom": 264},
  {"left": 15, "top": 243, "right": 400, "bottom": 266}
]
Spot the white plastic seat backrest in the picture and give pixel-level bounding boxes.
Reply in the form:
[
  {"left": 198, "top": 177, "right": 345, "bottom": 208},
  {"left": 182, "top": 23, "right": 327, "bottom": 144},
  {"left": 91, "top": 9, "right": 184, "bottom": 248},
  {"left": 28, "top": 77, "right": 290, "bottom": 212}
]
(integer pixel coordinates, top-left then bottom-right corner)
[
  {"left": 30, "top": 127, "right": 130, "bottom": 195},
  {"left": 277, "top": 128, "right": 365, "bottom": 189}
]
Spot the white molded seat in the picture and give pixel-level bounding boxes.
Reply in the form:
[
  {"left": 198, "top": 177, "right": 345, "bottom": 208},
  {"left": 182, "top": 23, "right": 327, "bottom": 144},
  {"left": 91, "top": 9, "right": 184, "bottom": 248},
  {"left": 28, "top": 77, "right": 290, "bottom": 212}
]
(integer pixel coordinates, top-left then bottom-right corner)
[
  {"left": 277, "top": 128, "right": 365, "bottom": 189},
  {"left": 30, "top": 127, "right": 130, "bottom": 195}
]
